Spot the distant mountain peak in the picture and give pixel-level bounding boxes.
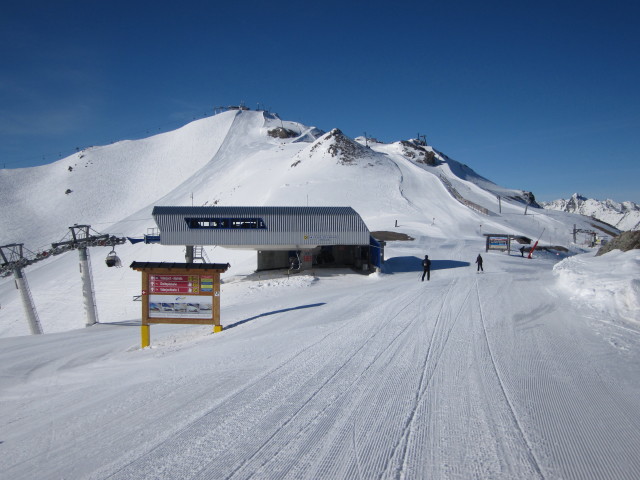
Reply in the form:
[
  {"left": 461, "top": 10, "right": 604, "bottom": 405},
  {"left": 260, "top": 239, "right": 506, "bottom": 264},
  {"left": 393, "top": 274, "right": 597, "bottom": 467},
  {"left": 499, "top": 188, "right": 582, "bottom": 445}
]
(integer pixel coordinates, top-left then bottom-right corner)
[{"left": 542, "top": 194, "right": 640, "bottom": 231}]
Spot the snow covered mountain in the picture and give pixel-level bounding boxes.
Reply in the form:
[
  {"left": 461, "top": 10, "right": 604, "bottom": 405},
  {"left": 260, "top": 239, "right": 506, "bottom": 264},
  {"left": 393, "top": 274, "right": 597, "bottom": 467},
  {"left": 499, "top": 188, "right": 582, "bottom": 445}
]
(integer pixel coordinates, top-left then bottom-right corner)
[
  {"left": 2, "top": 109, "right": 640, "bottom": 479},
  {"left": 542, "top": 193, "right": 640, "bottom": 231},
  {"left": 0, "top": 109, "right": 620, "bottom": 335}
]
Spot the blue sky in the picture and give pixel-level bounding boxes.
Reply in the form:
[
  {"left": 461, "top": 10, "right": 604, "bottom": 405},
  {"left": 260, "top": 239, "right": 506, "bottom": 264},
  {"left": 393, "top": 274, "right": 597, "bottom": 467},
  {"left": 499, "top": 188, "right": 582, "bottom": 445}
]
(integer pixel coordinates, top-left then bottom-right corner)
[{"left": 1, "top": 1, "right": 639, "bottom": 203}]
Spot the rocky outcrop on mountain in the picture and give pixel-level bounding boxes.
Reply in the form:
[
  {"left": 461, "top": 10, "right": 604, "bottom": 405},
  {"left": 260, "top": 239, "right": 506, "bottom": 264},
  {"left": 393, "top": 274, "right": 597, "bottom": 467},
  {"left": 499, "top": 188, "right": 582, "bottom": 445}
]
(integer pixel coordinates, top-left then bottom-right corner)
[
  {"left": 596, "top": 230, "right": 640, "bottom": 256},
  {"left": 542, "top": 193, "right": 640, "bottom": 231},
  {"left": 267, "top": 127, "right": 298, "bottom": 139},
  {"left": 399, "top": 140, "right": 437, "bottom": 165},
  {"left": 307, "top": 128, "right": 373, "bottom": 165}
]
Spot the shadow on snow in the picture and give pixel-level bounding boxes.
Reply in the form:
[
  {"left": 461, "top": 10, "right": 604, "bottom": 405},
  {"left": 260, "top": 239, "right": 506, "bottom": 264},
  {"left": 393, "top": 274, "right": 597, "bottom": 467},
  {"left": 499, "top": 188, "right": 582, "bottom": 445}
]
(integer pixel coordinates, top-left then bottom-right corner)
[
  {"left": 383, "top": 256, "right": 471, "bottom": 274},
  {"left": 226, "top": 303, "right": 326, "bottom": 330},
  {"left": 97, "top": 304, "right": 327, "bottom": 331}
]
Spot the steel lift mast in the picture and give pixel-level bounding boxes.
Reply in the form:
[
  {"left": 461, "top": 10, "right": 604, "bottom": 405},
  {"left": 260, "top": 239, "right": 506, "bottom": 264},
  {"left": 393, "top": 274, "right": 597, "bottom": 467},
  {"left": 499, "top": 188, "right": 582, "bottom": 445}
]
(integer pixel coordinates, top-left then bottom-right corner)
[
  {"left": 0, "top": 243, "right": 43, "bottom": 334},
  {"left": 1, "top": 225, "right": 126, "bottom": 334}
]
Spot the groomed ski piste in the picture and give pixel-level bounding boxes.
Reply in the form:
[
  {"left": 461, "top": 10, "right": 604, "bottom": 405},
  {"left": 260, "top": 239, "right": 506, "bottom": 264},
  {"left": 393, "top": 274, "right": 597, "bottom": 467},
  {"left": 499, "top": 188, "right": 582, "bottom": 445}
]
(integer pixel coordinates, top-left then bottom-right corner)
[{"left": 1, "top": 110, "right": 639, "bottom": 479}]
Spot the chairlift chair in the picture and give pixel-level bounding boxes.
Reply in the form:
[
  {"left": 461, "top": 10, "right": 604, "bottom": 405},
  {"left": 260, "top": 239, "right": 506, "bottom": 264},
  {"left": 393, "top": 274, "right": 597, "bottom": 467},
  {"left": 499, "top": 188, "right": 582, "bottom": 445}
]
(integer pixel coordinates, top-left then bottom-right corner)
[{"left": 105, "top": 249, "right": 122, "bottom": 268}]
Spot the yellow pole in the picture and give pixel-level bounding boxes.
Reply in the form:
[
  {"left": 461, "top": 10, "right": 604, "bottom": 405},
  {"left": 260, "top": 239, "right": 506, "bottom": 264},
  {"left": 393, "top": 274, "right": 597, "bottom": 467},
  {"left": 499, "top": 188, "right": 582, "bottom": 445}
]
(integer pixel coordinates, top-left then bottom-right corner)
[
  {"left": 213, "top": 325, "right": 223, "bottom": 333},
  {"left": 141, "top": 325, "right": 150, "bottom": 348}
]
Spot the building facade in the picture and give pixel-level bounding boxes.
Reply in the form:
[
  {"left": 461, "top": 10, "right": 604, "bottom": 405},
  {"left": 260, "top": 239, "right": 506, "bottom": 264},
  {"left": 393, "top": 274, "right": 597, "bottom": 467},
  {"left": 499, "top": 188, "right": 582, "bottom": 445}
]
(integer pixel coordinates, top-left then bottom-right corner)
[{"left": 152, "top": 206, "right": 382, "bottom": 272}]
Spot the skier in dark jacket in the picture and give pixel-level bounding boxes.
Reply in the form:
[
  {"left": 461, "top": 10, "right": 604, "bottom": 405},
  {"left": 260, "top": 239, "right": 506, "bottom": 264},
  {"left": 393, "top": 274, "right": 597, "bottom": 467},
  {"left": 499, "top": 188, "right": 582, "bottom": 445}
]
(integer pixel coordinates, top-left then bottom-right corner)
[
  {"left": 421, "top": 255, "right": 431, "bottom": 281},
  {"left": 476, "top": 254, "right": 484, "bottom": 272}
]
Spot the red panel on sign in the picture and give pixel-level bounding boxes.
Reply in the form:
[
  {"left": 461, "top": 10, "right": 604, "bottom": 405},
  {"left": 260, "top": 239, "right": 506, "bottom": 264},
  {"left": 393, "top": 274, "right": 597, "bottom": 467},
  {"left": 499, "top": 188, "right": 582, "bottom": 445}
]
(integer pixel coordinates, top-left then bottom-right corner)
[
  {"left": 151, "top": 275, "right": 192, "bottom": 282},
  {"left": 151, "top": 281, "right": 194, "bottom": 287},
  {"left": 152, "top": 286, "right": 198, "bottom": 293}
]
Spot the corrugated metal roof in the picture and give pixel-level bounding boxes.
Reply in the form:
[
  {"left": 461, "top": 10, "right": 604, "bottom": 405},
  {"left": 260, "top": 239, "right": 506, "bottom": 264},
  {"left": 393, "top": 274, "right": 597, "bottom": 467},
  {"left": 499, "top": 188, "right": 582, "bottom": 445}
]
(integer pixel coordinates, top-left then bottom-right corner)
[
  {"left": 130, "top": 261, "right": 230, "bottom": 271},
  {"left": 152, "top": 206, "right": 370, "bottom": 248},
  {"left": 152, "top": 206, "right": 359, "bottom": 217}
]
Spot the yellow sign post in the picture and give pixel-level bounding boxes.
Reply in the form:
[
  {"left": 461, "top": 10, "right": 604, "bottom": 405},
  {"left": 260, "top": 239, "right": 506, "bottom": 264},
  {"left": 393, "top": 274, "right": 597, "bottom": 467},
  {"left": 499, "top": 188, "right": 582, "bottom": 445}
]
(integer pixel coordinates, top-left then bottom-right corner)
[{"left": 130, "top": 262, "right": 230, "bottom": 348}]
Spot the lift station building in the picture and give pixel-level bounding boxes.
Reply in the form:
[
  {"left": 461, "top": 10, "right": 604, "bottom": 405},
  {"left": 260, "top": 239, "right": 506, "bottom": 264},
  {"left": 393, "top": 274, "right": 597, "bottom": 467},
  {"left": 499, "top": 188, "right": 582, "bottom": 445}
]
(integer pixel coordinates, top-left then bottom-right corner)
[{"left": 152, "top": 206, "right": 383, "bottom": 272}]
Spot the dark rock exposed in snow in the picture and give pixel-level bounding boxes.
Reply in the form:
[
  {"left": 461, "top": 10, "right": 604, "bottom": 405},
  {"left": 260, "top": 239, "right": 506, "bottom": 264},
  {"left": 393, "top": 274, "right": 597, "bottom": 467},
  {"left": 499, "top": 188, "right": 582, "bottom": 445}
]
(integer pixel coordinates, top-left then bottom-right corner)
[{"left": 596, "top": 230, "right": 640, "bottom": 256}]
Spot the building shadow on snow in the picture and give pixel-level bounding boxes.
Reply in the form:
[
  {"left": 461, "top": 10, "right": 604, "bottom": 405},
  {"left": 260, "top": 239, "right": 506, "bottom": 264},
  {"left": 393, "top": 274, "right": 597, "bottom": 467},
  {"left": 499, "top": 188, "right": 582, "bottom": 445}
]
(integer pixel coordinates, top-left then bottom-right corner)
[
  {"left": 384, "top": 256, "right": 470, "bottom": 274},
  {"left": 226, "top": 303, "right": 326, "bottom": 330}
]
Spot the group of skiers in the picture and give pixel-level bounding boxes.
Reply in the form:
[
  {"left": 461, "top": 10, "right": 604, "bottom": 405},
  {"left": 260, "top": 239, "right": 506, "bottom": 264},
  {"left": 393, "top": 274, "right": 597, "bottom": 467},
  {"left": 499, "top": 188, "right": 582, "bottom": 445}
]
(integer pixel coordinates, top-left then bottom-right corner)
[{"left": 421, "top": 253, "right": 483, "bottom": 282}]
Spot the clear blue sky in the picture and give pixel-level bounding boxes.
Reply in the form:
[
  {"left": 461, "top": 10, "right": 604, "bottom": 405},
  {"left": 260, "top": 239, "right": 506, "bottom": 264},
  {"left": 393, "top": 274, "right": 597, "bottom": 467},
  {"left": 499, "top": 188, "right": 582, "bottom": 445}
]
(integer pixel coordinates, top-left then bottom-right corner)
[{"left": 2, "top": 1, "right": 639, "bottom": 203}]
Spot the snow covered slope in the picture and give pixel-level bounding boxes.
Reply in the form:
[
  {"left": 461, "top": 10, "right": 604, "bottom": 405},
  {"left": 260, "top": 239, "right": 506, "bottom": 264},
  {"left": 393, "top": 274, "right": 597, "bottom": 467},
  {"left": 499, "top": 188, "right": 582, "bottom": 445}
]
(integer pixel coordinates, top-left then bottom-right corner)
[
  {"left": 0, "top": 110, "right": 620, "bottom": 336},
  {"left": 542, "top": 193, "right": 640, "bottom": 231}
]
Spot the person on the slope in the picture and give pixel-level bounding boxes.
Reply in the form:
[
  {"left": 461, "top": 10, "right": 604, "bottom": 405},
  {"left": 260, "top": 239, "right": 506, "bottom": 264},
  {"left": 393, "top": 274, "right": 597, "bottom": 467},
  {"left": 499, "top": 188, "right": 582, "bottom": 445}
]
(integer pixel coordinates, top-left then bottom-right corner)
[
  {"left": 476, "top": 254, "right": 484, "bottom": 272},
  {"left": 421, "top": 255, "right": 431, "bottom": 281}
]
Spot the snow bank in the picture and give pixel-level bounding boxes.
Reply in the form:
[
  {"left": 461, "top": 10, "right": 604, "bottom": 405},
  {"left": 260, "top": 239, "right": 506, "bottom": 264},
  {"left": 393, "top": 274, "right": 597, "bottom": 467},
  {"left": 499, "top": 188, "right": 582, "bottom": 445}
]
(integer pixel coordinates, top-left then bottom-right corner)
[
  {"left": 246, "top": 274, "right": 318, "bottom": 292},
  {"left": 553, "top": 249, "right": 640, "bottom": 323}
]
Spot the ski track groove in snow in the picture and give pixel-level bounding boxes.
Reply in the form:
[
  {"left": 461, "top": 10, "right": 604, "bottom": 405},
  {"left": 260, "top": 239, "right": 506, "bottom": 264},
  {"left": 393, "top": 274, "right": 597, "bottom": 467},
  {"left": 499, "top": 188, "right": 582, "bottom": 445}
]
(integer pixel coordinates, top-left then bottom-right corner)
[
  {"left": 390, "top": 279, "right": 459, "bottom": 480},
  {"left": 494, "top": 280, "right": 640, "bottom": 480},
  {"left": 221, "top": 286, "right": 450, "bottom": 479},
  {"left": 101, "top": 288, "right": 424, "bottom": 479},
  {"left": 305, "top": 282, "right": 452, "bottom": 480},
  {"left": 100, "top": 305, "right": 361, "bottom": 480},
  {"left": 224, "top": 287, "right": 435, "bottom": 480},
  {"left": 475, "top": 278, "right": 545, "bottom": 479}
]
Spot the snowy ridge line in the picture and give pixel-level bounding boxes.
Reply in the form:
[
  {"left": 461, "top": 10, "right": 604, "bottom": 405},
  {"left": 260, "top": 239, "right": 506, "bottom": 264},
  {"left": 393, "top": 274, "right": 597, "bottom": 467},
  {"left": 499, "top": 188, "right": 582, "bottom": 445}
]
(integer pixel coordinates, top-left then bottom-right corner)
[
  {"left": 393, "top": 279, "right": 468, "bottom": 479},
  {"left": 224, "top": 286, "right": 436, "bottom": 480},
  {"left": 475, "top": 279, "right": 545, "bottom": 479}
]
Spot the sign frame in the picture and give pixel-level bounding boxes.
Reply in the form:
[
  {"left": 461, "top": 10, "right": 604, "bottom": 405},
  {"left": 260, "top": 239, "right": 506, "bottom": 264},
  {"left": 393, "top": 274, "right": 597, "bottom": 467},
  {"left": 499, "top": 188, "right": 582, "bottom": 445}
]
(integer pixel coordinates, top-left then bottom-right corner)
[{"left": 130, "top": 262, "right": 230, "bottom": 347}]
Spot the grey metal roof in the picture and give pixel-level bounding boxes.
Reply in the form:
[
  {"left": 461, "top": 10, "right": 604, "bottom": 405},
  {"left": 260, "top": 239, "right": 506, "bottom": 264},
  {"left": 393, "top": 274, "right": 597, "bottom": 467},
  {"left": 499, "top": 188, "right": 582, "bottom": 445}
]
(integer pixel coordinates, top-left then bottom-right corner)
[
  {"left": 152, "top": 206, "right": 370, "bottom": 249},
  {"left": 130, "top": 261, "right": 230, "bottom": 271}
]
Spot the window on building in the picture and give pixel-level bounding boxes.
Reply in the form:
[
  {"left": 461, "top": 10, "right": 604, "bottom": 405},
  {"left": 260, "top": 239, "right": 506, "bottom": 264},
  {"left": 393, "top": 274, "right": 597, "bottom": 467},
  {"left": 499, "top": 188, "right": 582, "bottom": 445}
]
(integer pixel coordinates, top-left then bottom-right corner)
[{"left": 185, "top": 218, "right": 266, "bottom": 229}]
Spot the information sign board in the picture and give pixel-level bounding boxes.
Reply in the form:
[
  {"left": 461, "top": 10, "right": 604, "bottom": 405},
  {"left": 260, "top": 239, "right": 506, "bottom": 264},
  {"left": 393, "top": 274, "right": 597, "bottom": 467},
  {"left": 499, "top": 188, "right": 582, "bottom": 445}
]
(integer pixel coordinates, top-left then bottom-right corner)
[
  {"left": 488, "top": 236, "right": 509, "bottom": 251},
  {"left": 130, "top": 262, "right": 230, "bottom": 348}
]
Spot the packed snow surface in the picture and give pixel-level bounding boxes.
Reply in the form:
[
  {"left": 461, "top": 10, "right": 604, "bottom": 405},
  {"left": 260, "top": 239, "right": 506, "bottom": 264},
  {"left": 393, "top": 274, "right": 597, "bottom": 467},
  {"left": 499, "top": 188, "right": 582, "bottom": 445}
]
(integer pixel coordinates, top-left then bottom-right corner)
[{"left": 1, "top": 110, "right": 639, "bottom": 479}]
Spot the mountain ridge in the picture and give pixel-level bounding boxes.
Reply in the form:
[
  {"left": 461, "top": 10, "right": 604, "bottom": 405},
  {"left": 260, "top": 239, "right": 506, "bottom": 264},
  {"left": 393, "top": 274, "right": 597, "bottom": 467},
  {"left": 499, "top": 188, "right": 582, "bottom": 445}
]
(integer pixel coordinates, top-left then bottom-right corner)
[
  {"left": 542, "top": 193, "right": 640, "bottom": 231},
  {"left": 0, "top": 109, "right": 619, "bottom": 335}
]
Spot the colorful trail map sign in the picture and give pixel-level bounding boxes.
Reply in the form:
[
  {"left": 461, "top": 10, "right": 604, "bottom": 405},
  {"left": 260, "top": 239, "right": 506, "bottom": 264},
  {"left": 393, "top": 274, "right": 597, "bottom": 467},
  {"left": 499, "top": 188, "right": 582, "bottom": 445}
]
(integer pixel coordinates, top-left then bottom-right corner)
[{"left": 130, "top": 262, "right": 230, "bottom": 348}]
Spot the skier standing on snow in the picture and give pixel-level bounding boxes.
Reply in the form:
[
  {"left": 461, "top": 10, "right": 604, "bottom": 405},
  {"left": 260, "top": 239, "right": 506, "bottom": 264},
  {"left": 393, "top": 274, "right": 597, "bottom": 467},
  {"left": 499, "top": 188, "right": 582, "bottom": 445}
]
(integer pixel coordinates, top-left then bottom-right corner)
[
  {"left": 421, "top": 255, "right": 431, "bottom": 281},
  {"left": 476, "top": 254, "right": 484, "bottom": 272}
]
